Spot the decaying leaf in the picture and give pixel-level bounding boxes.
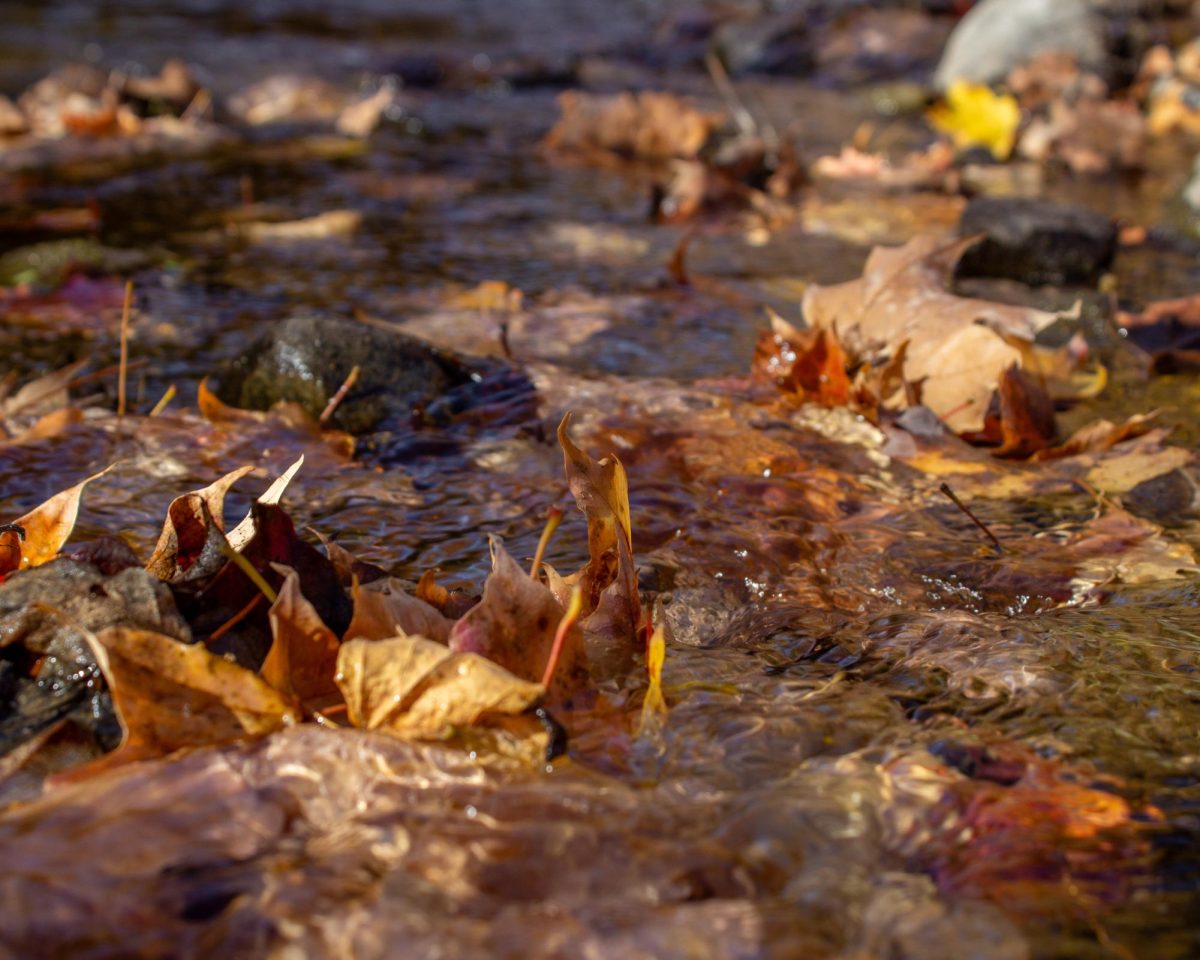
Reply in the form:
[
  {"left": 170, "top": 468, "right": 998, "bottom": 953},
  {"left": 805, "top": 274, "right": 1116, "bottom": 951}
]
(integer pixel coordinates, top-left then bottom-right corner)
[
  {"left": 0, "top": 466, "right": 112, "bottom": 579},
  {"left": 336, "top": 634, "right": 544, "bottom": 740},
  {"left": 262, "top": 565, "right": 342, "bottom": 705},
  {"left": 449, "top": 536, "right": 589, "bottom": 705},
  {"left": 638, "top": 625, "right": 667, "bottom": 736},
  {"left": 927, "top": 81, "right": 1020, "bottom": 161},
  {"left": 345, "top": 577, "right": 454, "bottom": 645},
  {"left": 67, "top": 627, "right": 298, "bottom": 778},
  {"left": 801, "top": 235, "right": 1082, "bottom": 434}
]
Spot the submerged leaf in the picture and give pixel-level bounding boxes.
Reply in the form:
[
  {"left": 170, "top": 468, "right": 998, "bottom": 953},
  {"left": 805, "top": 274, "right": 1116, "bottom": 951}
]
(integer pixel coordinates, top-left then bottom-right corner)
[
  {"left": 346, "top": 577, "right": 454, "bottom": 645},
  {"left": 639, "top": 625, "right": 667, "bottom": 736},
  {"left": 336, "top": 634, "right": 544, "bottom": 739}
]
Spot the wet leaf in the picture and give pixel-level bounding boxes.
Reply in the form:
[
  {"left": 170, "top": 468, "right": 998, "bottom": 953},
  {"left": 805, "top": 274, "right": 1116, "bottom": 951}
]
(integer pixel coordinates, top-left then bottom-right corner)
[
  {"left": 144, "top": 465, "right": 254, "bottom": 582},
  {"left": 66, "top": 627, "right": 298, "bottom": 779},
  {"left": 262, "top": 565, "right": 341, "bottom": 705},
  {"left": 638, "top": 625, "right": 667, "bottom": 736},
  {"left": 345, "top": 577, "right": 454, "bottom": 645},
  {"left": 0, "top": 466, "right": 112, "bottom": 579},
  {"left": 927, "top": 81, "right": 1019, "bottom": 161},
  {"left": 449, "top": 536, "right": 589, "bottom": 706},
  {"left": 336, "top": 634, "right": 544, "bottom": 739},
  {"left": 802, "top": 235, "right": 1079, "bottom": 434},
  {"left": 993, "top": 365, "right": 1057, "bottom": 458}
]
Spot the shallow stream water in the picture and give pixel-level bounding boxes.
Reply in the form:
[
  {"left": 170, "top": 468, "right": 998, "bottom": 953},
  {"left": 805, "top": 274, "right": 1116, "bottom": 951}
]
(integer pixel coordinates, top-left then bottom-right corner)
[{"left": 1, "top": 3, "right": 1200, "bottom": 959}]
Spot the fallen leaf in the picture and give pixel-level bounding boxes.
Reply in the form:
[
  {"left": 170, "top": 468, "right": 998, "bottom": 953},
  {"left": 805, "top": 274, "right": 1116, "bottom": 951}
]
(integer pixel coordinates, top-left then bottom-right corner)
[
  {"left": 993, "top": 365, "right": 1057, "bottom": 458},
  {"left": 545, "top": 91, "right": 720, "bottom": 162},
  {"left": 1084, "top": 433, "right": 1193, "bottom": 495},
  {"left": 345, "top": 577, "right": 454, "bottom": 644},
  {"left": 64, "top": 627, "right": 298, "bottom": 779},
  {"left": 638, "top": 625, "right": 667, "bottom": 736},
  {"left": 449, "top": 536, "right": 589, "bottom": 706},
  {"left": 144, "top": 465, "right": 255, "bottom": 582},
  {"left": 801, "top": 235, "right": 1077, "bottom": 434},
  {"left": 928, "top": 81, "right": 1020, "bottom": 160},
  {"left": 1033, "top": 411, "right": 1159, "bottom": 461},
  {"left": 0, "top": 466, "right": 112, "bottom": 579},
  {"left": 336, "top": 634, "right": 544, "bottom": 739},
  {"left": 262, "top": 565, "right": 342, "bottom": 705}
]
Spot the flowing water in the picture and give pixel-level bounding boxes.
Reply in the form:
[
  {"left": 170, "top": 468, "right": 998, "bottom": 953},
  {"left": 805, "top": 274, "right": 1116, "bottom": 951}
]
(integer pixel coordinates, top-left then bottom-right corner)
[{"left": 1, "top": 3, "right": 1199, "bottom": 958}]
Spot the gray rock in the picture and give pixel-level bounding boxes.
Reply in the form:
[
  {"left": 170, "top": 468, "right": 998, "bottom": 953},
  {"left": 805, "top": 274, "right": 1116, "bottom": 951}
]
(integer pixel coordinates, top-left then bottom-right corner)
[
  {"left": 713, "top": 10, "right": 815, "bottom": 76},
  {"left": 218, "top": 313, "right": 477, "bottom": 435},
  {"left": 955, "top": 196, "right": 1117, "bottom": 287},
  {"left": 933, "top": 0, "right": 1107, "bottom": 90}
]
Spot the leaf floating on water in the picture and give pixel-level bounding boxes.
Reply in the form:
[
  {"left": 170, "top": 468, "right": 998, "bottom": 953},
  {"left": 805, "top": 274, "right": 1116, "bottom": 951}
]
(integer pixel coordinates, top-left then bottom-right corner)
[
  {"left": 336, "top": 634, "right": 544, "bottom": 740},
  {"left": 62, "top": 627, "right": 298, "bottom": 780},
  {"left": 0, "top": 465, "right": 113, "bottom": 579},
  {"left": 262, "top": 565, "right": 342, "bottom": 705}
]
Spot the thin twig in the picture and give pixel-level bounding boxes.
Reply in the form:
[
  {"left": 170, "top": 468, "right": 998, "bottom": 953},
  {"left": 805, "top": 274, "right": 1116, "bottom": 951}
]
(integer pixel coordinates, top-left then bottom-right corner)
[
  {"left": 117, "top": 279, "right": 132, "bottom": 417},
  {"left": 530, "top": 505, "right": 564, "bottom": 580},
  {"left": 939, "top": 482, "right": 1004, "bottom": 553},
  {"left": 541, "top": 586, "right": 583, "bottom": 689},
  {"left": 148, "top": 383, "right": 176, "bottom": 417},
  {"left": 704, "top": 49, "right": 767, "bottom": 143},
  {"left": 319, "top": 365, "right": 360, "bottom": 425},
  {"left": 208, "top": 593, "right": 263, "bottom": 642}
]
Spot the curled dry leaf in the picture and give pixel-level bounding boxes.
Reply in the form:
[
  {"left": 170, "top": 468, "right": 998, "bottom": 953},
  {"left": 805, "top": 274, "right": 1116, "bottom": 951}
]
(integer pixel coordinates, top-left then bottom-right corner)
[
  {"left": 262, "top": 565, "right": 342, "bottom": 705},
  {"left": 802, "top": 234, "right": 1079, "bottom": 434},
  {"left": 144, "top": 465, "right": 254, "bottom": 582},
  {"left": 0, "top": 465, "right": 112, "bottom": 580},
  {"left": 449, "top": 536, "right": 589, "bottom": 706},
  {"left": 336, "top": 634, "right": 544, "bottom": 740},
  {"left": 67, "top": 627, "right": 298, "bottom": 780}
]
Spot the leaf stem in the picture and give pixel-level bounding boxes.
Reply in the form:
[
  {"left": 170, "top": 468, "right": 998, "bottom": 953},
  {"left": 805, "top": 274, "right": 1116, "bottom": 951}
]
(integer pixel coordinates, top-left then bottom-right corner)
[{"left": 542, "top": 585, "right": 583, "bottom": 689}]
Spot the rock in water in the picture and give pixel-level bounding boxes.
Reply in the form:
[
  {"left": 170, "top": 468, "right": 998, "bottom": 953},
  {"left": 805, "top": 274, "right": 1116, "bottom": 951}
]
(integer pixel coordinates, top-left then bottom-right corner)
[
  {"left": 933, "top": 0, "right": 1107, "bottom": 90},
  {"left": 219, "top": 314, "right": 479, "bottom": 434},
  {"left": 956, "top": 196, "right": 1117, "bottom": 287}
]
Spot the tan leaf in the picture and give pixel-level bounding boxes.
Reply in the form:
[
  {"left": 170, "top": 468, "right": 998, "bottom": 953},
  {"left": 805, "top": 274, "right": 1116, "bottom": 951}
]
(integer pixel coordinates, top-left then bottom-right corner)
[
  {"left": 801, "top": 235, "right": 1077, "bottom": 433},
  {"left": 226, "top": 455, "right": 304, "bottom": 552},
  {"left": 63, "top": 627, "right": 298, "bottom": 779},
  {"left": 345, "top": 577, "right": 453, "bottom": 644},
  {"left": 262, "top": 565, "right": 342, "bottom": 704},
  {"left": 545, "top": 91, "right": 719, "bottom": 162},
  {"left": 0, "top": 359, "right": 88, "bottom": 419},
  {"left": 336, "top": 634, "right": 544, "bottom": 739},
  {"left": 449, "top": 536, "right": 589, "bottom": 705}
]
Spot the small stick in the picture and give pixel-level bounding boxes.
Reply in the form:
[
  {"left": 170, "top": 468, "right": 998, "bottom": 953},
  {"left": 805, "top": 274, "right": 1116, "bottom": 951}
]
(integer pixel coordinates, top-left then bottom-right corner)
[
  {"left": 148, "top": 383, "right": 176, "bottom": 417},
  {"left": 208, "top": 593, "right": 263, "bottom": 642},
  {"left": 498, "top": 320, "right": 514, "bottom": 360},
  {"left": 117, "top": 279, "right": 132, "bottom": 417},
  {"left": 704, "top": 49, "right": 763, "bottom": 142},
  {"left": 541, "top": 585, "right": 583, "bottom": 689},
  {"left": 529, "top": 505, "right": 564, "bottom": 580},
  {"left": 319, "top": 365, "right": 360, "bottom": 425},
  {"left": 939, "top": 482, "right": 1004, "bottom": 553},
  {"left": 218, "top": 538, "right": 278, "bottom": 603}
]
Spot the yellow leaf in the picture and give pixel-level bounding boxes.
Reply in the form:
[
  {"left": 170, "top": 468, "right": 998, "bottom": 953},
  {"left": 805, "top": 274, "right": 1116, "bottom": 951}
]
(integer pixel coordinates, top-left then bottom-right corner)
[
  {"left": 928, "top": 81, "right": 1020, "bottom": 161},
  {"left": 639, "top": 625, "right": 667, "bottom": 735}
]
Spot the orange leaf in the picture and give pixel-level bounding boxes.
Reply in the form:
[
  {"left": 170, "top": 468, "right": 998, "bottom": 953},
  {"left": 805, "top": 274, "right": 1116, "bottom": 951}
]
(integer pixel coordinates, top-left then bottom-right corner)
[
  {"left": 0, "top": 466, "right": 112, "bottom": 578},
  {"left": 60, "top": 627, "right": 298, "bottom": 780},
  {"left": 262, "top": 565, "right": 342, "bottom": 705},
  {"left": 345, "top": 577, "right": 454, "bottom": 644}
]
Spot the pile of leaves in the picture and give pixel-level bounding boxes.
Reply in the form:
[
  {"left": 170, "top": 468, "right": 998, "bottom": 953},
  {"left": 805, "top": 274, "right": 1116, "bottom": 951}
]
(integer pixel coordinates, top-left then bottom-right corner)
[{"left": 0, "top": 411, "right": 660, "bottom": 791}]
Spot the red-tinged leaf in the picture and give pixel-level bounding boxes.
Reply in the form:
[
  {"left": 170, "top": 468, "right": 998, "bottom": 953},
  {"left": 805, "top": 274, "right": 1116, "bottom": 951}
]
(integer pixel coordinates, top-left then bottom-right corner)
[
  {"left": 449, "top": 536, "right": 590, "bottom": 707},
  {"left": 345, "top": 577, "right": 454, "bottom": 644},
  {"left": 58, "top": 627, "right": 298, "bottom": 781},
  {"left": 262, "top": 564, "right": 342, "bottom": 705},
  {"left": 993, "top": 365, "right": 1057, "bottom": 458},
  {"left": 0, "top": 466, "right": 112, "bottom": 579},
  {"left": 781, "top": 326, "right": 853, "bottom": 406},
  {"left": 144, "top": 465, "right": 254, "bottom": 582}
]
